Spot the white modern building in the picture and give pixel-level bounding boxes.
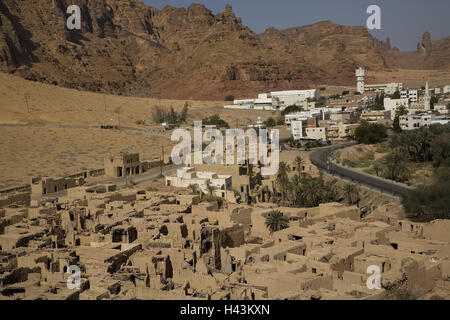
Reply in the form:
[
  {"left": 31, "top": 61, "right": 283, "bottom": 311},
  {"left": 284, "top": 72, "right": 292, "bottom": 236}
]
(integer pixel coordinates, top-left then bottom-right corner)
[
  {"left": 365, "top": 82, "right": 404, "bottom": 95},
  {"left": 399, "top": 114, "right": 449, "bottom": 131},
  {"left": 443, "top": 85, "right": 450, "bottom": 94},
  {"left": 356, "top": 67, "right": 365, "bottom": 94},
  {"left": 399, "top": 114, "right": 432, "bottom": 131},
  {"left": 291, "top": 120, "right": 304, "bottom": 140},
  {"left": 285, "top": 109, "right": 329, "bottom": 127},
  {"left": 435, "top": 104, "right": 449, "bottom": 114},
  {"left": 305, "top": 127, "right": 327, "bottom": 142},
  {"left": 165, "top": 167, "right": 232, "bottom": 198},
  {"left": 270, "top": 89, "right": 320, "bottom": 106},
  {"left": 401, "top": 90, "right": 418, "bottom": 103},
  {"left": 384, "top": 98, "right": 409, "bottom": 120},
  {"left": 253, "top": 97, "right": 280, "bottom": 110}
]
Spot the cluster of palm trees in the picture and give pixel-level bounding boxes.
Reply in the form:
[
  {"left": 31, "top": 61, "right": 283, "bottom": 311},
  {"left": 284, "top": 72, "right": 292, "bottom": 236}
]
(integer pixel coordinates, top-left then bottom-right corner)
[
  {"left": 274, "top": 156, "right": 360, "bottom": 208},
  {"left": 390, "top": 123, "right": 450, "bottom": 165},
  {"left": 372, "top": 123, "right": 450, "bottom": 183},
  {"left": 187, "top": 181, "right": 217, "bottom": 199}
]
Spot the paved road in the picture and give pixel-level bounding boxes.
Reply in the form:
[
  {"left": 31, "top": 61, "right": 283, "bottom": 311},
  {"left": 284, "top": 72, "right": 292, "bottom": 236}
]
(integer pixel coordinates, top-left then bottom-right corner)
[{"left": 310, "top": 143, "right": 413, "bottom": 197}]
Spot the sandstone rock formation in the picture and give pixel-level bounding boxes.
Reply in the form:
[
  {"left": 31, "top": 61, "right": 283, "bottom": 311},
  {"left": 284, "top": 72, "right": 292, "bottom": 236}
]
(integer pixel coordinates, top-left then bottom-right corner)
[{"left": 1, "top": 0, "right": 449, "bottom": 100}]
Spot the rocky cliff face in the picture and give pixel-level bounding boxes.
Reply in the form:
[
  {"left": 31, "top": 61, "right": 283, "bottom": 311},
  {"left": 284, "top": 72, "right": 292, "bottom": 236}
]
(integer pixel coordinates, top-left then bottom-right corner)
[{"left": 0, "top": 0, "right": 449, "bottom": 100}]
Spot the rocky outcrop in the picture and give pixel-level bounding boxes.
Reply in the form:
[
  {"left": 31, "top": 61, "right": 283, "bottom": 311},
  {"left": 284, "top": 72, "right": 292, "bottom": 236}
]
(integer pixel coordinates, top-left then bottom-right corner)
[{"left": 0, "top": 0, "right": 449, "bottom": 100}]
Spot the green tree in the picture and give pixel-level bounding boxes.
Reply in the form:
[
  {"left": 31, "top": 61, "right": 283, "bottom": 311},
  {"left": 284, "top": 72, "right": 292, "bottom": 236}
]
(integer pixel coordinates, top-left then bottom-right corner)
[
  {"left": 383, "top": 151, "right": 410, "bottom": 182},
  {"left": 225, "top": 95, "right": 235, "bottom": 101},
  {"left": 293, "top": 156, "right": 304, "bottom": 176},
  {"left": 282, "top": 105, "right": 303, "bottom": 115},
  {"left": 373, "top": 160, "right": 384, "bottom": 177},
  {"left": 393, "top": 104, "right": 408, "bottom": 132},
  {"left": 179, "top": 102, "right": 189, "bottom": 123},
  {"left": 206, "top": 181, "right": 217, "bottom": 197},
  {"left": 276, "top": 118, "right": 285, "bottom": 126},
  {"left": 431, "top": 132, "right": 450, "bottom": 167},
  {"left": 265, "top": 210, "right": 290, "bottom": 233},
  {"left": 391, "top": 90, "right": 401, "bottom": 99},
  {"left": 203, "top": 114, "right": 230, "bottom": 129},
  {"left": 355, "top": 121, "right": 388, "bottom": 144},
  {"left": 167, "top": 107, "right": 178, "bottom": 124},
  {"left": 152, "top": 105, "right": 167, "bottom": 123},
  {"left": 188, "top": 183, "right": 200, "bottom": 195},
  {"left": 276, "top": 162, "right": 291, "bottom": 201},
  {"left": 298, "top": 177, "right": 325, "bottom": 207},
  {"left": 264, "top": 117, "right": 277, "bottom": 127},
  {"left": 402, "top": 179, "right": 450, "bottom": 222},
  {"left": 343, "top": 183, "right": 360, "bottom": 206}
]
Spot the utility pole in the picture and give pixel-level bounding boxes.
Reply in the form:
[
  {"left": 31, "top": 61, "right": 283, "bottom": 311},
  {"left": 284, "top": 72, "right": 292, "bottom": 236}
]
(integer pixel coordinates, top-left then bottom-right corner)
[
  {"left": 103, "top": 95, "right": 107, "bottom": 112},
  {"left": 160, "top": 146, "right": 165, "bottom": 176},
  {"left": 24, "top": 94, "right": 30, "bottom": 113}
]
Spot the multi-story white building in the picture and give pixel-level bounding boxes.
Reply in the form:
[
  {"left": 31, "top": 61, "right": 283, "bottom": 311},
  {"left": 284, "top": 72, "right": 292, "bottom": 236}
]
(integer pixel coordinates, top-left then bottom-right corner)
[
  {"left": 165, "top": 167, "right": 232, "bottom": 198},
  {"left": 399, "top": 114, "right": 432, "bottom": 130},
  {"left": 285, "top": 110, "right": 329, "bottom": 127},
  {"left": 361, "top": 110, "right": 392, "bottom": 122},
  {"left": 291, "top": 120, "right": 304, "bottom": 140},
  {"left": 384, "top": 98, "right": 409, "bottom": 120},
  {"left": 305, "top": 127, "right": 327, "bottom": 142},
  {"left": 401, "top": 90, "right": 418, "bottom": 103},
  {"left": 365, "top": 82, "right": 403, "bottom": 95}
]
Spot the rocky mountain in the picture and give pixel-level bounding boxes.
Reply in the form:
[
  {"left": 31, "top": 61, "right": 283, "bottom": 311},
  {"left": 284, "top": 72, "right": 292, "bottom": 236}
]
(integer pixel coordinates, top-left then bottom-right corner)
[{"left": 1, "top": 0, "right": 449, "bottom": 100}]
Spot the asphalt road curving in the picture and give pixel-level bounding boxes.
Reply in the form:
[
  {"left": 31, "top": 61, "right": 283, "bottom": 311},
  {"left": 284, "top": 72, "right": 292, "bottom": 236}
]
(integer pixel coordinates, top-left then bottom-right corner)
[{"left": 309, "top": 143, "right": 413, "bottom": 197}]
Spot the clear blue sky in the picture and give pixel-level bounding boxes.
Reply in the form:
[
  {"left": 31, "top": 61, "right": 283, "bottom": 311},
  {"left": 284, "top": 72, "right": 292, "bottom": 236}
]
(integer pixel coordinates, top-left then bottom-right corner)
[{"left": 143, "top": 0, "right": 450, "bottom": 52}]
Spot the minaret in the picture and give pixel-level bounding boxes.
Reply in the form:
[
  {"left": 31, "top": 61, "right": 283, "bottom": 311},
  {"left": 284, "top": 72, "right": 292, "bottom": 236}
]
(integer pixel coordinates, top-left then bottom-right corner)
[
  {"left": 356, "top": 67, "right": 365, "bottom": 94},
  {"left": 424, "top": 81, "right": 431, "bottom": 111}
]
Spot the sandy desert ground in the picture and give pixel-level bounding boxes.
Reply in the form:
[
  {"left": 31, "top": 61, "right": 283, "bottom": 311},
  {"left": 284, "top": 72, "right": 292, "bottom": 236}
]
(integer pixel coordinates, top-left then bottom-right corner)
[
  {"left": 1, "top": 66, "right": 448, "bottom": 189},
  {"left": 0, "top": 73, "right": 222, "bottom": 188},
  {"left": 0, "top": 73, "right": 292, "bottom": 188}
]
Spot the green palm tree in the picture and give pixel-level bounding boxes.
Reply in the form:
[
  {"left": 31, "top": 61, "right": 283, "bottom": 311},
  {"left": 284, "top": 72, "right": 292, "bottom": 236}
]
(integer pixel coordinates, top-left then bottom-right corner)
[
  {"left": 293, "top": 156, "right": 304, "bottom": 176},
  {"left": 265, "top": 210, "right": 289, "bottom": 233},
  {"left": 206, "top": 181, "right": 217, "bottom": 197},
  {"left": 343, "top": 183, "right": 360, "bottom": 206},
  {"left": 373, "top": 160, "right": 383, "bottom": 177},
  {"left": 290, "top": 174, "right": 302, "bottom": 205},
  {"left": 188, "top": 183, "right": 200, "bottom": 195},
  {"left": 298, "top": 178, "right": 324, "bottom": 207},
  {"left": 276, "top": 161, "right": 291, "bottom": 201}
]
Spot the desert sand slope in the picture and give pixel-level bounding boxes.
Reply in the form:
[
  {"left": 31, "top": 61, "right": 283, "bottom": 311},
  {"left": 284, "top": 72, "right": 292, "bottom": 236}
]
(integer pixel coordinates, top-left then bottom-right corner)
[
  {"left": 0, "top": 72, "right": 219, "bottom": 127},
  {"left": 0, "top": 72, "right": 220, "bottom": 188}
]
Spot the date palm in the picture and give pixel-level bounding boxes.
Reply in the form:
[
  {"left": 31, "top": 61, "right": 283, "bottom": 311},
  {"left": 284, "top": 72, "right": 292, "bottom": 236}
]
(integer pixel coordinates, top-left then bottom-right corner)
[
  {"left": 188, "top": 183, "right": 200, "bottom": 195},
  {"left": 293, "top": 156, "right": 304, "bottom": 176},
  {"left": 265, "top": 210, "right": 289, "bottom": 234},
  {"left": 276, "top": 161, "right": 291, "bottom": 201},
  {"left": 290, "top": 174, "right": 302, "bottom": 205},
  {"left": 206, "top": 181, "right": 217, "bottom": 197},
  {"left": 298, "top": 178, "right": 324, "bottom": 207},
  {"left": 343, "top": 183, "right": 360, "bottom": 206}
]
